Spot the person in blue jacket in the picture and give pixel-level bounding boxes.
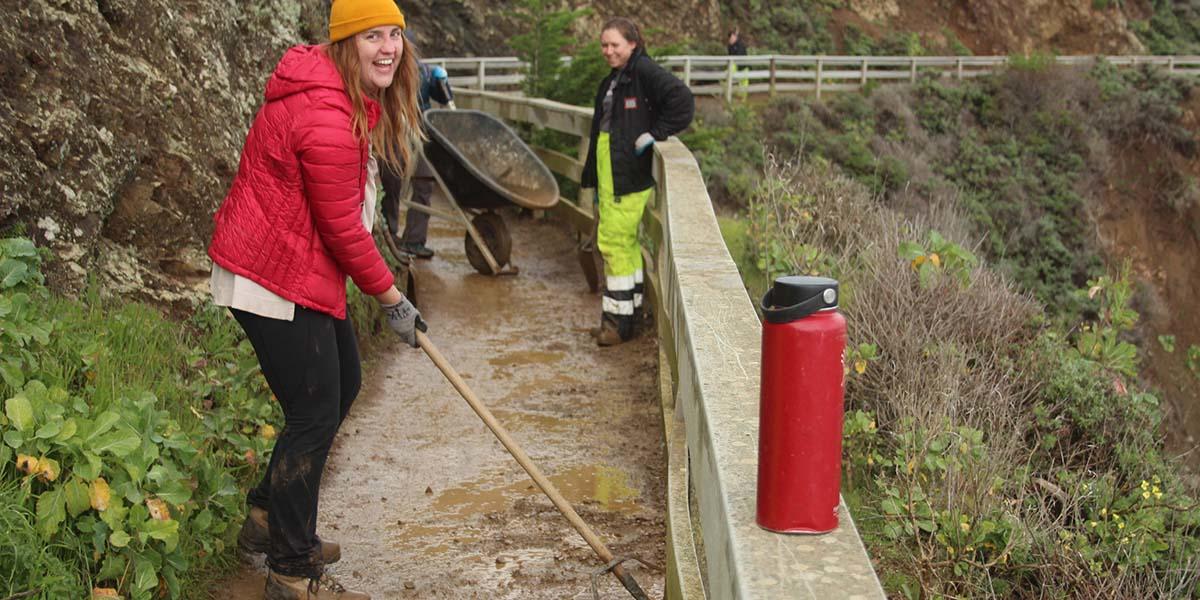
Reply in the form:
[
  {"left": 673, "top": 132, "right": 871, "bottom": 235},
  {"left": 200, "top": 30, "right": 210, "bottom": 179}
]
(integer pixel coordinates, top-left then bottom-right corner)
[
  {"left": 581, "top": 17, "right": 694, "bottom": 346},
  {"left": 380, "top": 61, "right": 453, "bottom": 258}
]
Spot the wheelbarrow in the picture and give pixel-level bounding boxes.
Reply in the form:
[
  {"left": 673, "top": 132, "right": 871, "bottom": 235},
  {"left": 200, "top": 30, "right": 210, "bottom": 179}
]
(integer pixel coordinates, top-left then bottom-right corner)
[{"left": 399, "top": 108, "right": 561, "bottom": 275}]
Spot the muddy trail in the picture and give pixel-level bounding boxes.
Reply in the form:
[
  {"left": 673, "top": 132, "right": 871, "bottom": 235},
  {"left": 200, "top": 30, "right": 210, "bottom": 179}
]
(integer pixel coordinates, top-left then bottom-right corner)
[{"left": 225, "top": 204, "right": 666, "bottom": 599}]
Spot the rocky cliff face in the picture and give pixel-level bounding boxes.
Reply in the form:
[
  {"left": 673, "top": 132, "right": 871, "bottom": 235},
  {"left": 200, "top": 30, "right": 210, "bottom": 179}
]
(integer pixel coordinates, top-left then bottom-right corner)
[
  {"left": 903, "top": 0, "right": 1146, "bottom": 55},
  {"left": 830, "top": 0, "right": 1146, "bottom": 55},
  {"left": 1, "top": 0, "right": 328, "bottom": 303}
]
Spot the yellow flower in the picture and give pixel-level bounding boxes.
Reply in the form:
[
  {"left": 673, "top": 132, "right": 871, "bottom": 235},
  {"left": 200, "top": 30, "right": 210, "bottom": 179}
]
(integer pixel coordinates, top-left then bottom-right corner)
[
  {"left": 1100, "top": 508, "right": 1107, "bottom": 517},
  {"left": 1113, "top": 513, "right": 1121, "bottom": 521},
  {"left": 1089, "top": 521, "right": 1098, "bottom": 528},
  {"left": 260, "top": 424, "right": 277, "bottom": 440},
  {"left": 960, "top": 521, "right": 971, "bottom": 533},
  {"left": 929, "top": 253, "right": 942, "bottom": 268},
  {"left": 1141, "top": 480, "right": 1150, "bottom": 490},
  {"left": 1154, "top": 491, "right": 1163, "bottom": 499},
  {"left": 1152, "top": 475, "right": 1161, "bottom": 484},
  {"left": 947, "top": 546, "right": 955, "bottom": 556},
  {"left": 1143, "top": 491, "right": 1151, "bottom": 499},
  {"left": 1117, "top": 522, "right": 1125, "bottom": 530},
  {"left": 910, "top": 255, "right": 927, "bottom": 271}
]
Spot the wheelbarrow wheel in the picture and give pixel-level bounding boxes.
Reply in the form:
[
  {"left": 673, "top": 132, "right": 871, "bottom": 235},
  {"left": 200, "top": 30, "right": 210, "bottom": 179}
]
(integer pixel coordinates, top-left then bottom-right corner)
[{"left": 464, "top": 212, "right": 512, "bottom": 275}]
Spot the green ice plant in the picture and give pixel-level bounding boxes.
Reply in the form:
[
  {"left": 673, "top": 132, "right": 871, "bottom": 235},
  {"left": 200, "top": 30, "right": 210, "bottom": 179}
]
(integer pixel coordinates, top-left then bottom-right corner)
[{"left": 0, "top": 237, "right": 280, "bottom": 599}]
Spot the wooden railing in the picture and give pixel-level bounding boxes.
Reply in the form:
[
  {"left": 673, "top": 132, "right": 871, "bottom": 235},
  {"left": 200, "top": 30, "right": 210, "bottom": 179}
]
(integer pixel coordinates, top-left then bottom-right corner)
[
  {"left": 428, "top": 54, "right": 1200, "bottom": 100},
  {"left": 452, "top": 88, "right": 886, "bottom": 599}
]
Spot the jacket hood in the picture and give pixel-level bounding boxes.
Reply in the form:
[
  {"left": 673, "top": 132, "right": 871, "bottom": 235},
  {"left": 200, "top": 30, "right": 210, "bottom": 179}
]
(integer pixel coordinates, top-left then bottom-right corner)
[
  {"left": 265, "top": 45, "right": 346, "bottom": 101},
  {"left": 264, "top": 45, "right": 381, "bottom": 128}
]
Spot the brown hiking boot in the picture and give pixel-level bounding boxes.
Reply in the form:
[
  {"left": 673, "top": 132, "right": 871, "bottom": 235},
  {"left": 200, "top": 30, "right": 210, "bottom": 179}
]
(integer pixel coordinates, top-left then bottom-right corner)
[
  {"left": 594, "top": 319, "right": 624, "bottom": 346},
  {"left": 264, "top": 571, "right": 369, "bottom": 600},
  {"left": 238, "top": 506, "right": 341, "bottom": 564}
]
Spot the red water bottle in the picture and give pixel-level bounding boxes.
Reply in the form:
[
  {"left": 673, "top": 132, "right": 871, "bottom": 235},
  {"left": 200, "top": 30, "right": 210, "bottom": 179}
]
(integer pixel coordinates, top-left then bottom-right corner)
[{"left": 757, "top": 275, "right": 847, "bottom": 534}]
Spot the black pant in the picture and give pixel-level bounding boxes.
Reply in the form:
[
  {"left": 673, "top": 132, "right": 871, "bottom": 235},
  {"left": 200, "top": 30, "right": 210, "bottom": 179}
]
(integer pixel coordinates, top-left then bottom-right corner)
[
  {"left": 232, "top": 306, "right": 361, "bottom": 578},
  {"left": 380, "top": 157, "right": 434, "bottom": 246}
]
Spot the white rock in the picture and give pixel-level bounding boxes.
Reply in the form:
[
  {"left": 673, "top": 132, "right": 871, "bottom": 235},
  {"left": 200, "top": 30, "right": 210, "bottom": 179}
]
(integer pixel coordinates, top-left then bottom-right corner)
[{"left": 37, "top": 216, "right": 61, "bottom": 241}]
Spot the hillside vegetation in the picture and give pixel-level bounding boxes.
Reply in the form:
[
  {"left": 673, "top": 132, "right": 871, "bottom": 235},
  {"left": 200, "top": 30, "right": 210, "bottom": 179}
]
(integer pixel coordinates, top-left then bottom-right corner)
[{"left": 691, "top": 62, "right": 1200, "bottom": 597}]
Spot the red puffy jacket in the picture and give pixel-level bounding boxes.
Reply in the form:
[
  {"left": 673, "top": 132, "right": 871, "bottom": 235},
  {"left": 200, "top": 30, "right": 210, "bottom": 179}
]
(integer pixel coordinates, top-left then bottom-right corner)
[{"left": 209, "top": 45, "right": 394, "bottom": 319}]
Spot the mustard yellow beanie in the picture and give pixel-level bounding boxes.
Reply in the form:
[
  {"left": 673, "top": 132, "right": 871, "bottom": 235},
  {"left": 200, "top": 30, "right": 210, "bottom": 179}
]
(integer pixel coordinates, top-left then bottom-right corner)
[{"left": 329, "top": 0, "right": 406, "bottom": 42}]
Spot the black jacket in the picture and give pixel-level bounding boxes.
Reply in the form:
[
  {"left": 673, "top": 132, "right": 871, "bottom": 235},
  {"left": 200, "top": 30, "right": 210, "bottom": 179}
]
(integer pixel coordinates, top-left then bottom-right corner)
[{"left": 581, "top": 48, "right": 695, "bottom": 196}]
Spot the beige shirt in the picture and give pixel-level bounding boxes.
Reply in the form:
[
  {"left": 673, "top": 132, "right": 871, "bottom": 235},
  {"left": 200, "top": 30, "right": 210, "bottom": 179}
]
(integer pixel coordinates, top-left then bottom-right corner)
[{"left": 210, "top": 154, "right": 380, "bottom": 321}]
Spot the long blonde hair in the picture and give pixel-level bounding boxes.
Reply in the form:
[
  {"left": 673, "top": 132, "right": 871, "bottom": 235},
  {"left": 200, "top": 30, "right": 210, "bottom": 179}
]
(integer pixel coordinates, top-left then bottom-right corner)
[{"left": 326, "top": 34, "right": 425, "bottom": 176}]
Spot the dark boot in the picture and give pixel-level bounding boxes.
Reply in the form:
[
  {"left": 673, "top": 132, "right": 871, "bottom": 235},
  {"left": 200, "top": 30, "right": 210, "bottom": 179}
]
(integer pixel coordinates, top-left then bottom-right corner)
[
  {"left": 399, "top": 242, "right": 435, "bottom": 259},
  {"left": 238, "top": 506, "right": 341, "bottom": 564}
]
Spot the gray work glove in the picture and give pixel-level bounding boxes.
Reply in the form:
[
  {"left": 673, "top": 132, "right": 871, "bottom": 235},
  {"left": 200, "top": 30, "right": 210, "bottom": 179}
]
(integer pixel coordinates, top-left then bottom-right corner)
[
  {"left": 634, "top": 132, "right": 655, "bottom": 156},
  {"left": 383, "top": 296, "right": 427, "bottom": 347}
]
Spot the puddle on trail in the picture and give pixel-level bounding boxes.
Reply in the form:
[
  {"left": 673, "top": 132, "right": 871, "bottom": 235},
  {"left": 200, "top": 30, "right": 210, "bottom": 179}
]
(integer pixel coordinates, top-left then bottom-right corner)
[
  {"left": 427, "top": 464, "right": 642, "bottom": 520},
  {"left": 489, "top": 407, "right": 577, "bottom": 432},
  {"left": 386, "top": 464, "right": 640, "bottom": 557},
  {"left": 487, "top": 349, "right": 565, "bottom": 368}
]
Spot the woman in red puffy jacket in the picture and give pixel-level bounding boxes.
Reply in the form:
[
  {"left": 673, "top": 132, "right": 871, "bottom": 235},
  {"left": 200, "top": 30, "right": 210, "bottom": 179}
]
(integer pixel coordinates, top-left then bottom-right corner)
[{"left": 207, "top": 1, "right": 423, "bottom": 598}]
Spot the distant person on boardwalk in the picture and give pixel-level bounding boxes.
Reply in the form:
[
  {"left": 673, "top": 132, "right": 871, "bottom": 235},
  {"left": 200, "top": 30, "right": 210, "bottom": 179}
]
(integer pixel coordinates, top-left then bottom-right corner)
[
  {"left": 581, "top": 17, "right": 694, "bottom": 346},
  {"left": 379, "top": 56, "right": 453, "bottom": 259},
  {"left": 727, "top": 29, "right": 747, "bottom": 56},
  {"left": 207, "top": 0, "right": 425, "bottom": 597}
]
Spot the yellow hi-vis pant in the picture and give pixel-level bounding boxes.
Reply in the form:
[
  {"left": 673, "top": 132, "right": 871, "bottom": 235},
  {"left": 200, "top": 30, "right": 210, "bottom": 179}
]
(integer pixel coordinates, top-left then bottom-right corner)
[{"left": 596, "top": 132, "right": 652, "bottom": 318}]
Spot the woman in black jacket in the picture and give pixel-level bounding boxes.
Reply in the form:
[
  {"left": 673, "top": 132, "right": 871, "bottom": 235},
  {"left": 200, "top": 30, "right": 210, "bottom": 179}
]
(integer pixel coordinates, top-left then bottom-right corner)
[{"left": 581, "top": 17, "right": 694, "bottom": 346}]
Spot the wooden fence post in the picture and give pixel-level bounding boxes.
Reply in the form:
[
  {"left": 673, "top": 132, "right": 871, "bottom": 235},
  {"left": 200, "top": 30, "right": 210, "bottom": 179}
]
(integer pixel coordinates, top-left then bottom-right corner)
[
  {"left": 684, "top": 57, "right": 692, "bottom": 88},
  {"left": 1167, "top": 56, "right": 1175, "bottom": 74},
  {"left": 725, "top": 59, "right": 735, "bottom": 103},
  {"left": 769, "top": 57, "right": 777, "bottom": 97},
  {"left": 910, "top": 57, "right": 917, "bottom": 83},
  {"left": 860, "top": 57, "right": 868, "bottom": 86},
  {"left": 815, "top": 57, "right": 823, "bottom": 100},
  {"left": 956, "top": 57, "right": 963, "bottom": 80},
  {"left": 478, "top": 60, "right": 486, "bottom": 91}
]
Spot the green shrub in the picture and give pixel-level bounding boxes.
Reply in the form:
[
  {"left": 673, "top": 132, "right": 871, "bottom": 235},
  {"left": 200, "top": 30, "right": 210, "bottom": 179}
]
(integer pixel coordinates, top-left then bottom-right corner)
[
  {"left": 1131, "top": 0, "right": 1200, "bottom": 55},
  {"left": 740, "top": 159, "right": 1200, "bottom": 597},
  {"left": 0, "top": 237, "right": 281, "bottom": 599},
  {"left": 679, "top": 100, "right": 763, "bottom": 207},
  {"left": 0, "top": 479, "right": 84, "bottom": 598}
]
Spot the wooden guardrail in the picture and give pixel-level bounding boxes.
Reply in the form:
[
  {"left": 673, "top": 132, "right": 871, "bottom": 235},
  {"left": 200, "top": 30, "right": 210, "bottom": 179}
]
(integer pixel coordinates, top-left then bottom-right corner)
[
  {"left": 452, "top": 88, "right": 886, "bottom": 599},
  {"left": 428, "top": 54, "right": 1200, "bottom": 100}
]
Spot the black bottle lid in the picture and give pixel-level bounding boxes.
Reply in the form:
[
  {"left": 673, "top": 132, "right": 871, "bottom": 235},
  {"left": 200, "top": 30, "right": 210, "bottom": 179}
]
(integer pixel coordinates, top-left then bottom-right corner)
[{"left": 760, "top": 275, "right": 839, "bottom": 324}]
